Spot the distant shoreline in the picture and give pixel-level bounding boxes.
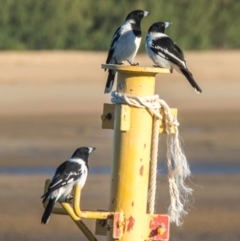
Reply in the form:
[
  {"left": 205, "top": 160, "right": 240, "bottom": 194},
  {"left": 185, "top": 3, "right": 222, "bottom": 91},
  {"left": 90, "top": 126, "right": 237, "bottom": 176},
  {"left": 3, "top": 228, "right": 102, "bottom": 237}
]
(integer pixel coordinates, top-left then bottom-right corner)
[{"left": 1, "top": 51, "right": 239, "bottom": 115}]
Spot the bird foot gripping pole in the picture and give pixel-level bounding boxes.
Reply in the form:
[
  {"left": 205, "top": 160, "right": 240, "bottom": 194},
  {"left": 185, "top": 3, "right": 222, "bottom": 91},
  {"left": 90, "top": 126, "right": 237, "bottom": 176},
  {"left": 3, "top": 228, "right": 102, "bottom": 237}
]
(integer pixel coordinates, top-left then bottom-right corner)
[{"left": 42, "top": 64, "right": 176, "bottom": 241}]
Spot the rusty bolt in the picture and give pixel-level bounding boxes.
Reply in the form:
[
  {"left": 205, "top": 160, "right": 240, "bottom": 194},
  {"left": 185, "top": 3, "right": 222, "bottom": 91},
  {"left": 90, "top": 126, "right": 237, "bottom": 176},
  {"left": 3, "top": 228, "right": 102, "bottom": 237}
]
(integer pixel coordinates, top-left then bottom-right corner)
[
  {"left": 106, "top": 113, "right": 112, "bottom": 120},
  {"left": 97, "top": 219, "right": 107, "bottom": 227},
  {"left": 117, "top": 221, "right": 125, "bottom": 228},
  {"left": 107, "top": 224, "right": 113, "bottom": 230},
  {"left": 101, "top": 113, "right": 112, "bottom": 121},
  {"left": 157, "top": 225, "right": 165, "bottom": 235}
]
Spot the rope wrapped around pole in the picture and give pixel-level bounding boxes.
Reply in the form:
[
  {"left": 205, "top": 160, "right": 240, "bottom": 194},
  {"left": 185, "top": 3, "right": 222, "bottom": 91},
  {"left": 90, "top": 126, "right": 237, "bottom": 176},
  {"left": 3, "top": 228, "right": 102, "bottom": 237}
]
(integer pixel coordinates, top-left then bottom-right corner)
[{"left": 111, "top": 91, "right": 192, "bottom": 226}]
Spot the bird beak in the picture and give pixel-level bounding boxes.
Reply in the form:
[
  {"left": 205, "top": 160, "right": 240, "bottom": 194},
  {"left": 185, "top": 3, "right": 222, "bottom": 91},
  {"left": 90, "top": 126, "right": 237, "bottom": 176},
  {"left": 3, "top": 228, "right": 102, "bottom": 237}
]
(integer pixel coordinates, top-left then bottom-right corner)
[
  {"left": 164, "top": 22, "right": 172, "bottom": 28},
  {"left": 88, "top": 147, "right": 96, "bottom": 153},
  {"left": 143, "top": 11, "right": 150, "bottom": 17}
]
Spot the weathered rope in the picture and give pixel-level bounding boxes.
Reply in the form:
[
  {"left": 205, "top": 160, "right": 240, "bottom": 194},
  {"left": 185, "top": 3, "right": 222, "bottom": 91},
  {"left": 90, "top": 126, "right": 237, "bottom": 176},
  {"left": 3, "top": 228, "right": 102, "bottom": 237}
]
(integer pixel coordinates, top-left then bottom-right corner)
[
  {"left": 111, "top": 91, "right": 192, "bottom": 226},
  {"left": 148, "top": 115, "right": 159, "bottom": 214}
]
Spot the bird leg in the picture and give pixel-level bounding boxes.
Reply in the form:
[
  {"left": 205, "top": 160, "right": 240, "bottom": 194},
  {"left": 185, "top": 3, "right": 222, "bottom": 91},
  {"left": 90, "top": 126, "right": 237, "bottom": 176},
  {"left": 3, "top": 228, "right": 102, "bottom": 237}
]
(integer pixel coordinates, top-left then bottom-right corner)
[
  {"left": 153, "top": 65, "right": 173, "bottom": 73},
  {"left": 127, "top": 60, "right": 139, "bottom": 66},
  {"left": 64, "top": 195, "right": 74, "bottom": 203},
  {"left": 114, "top": 58, "right": 123, "bottom": 65},
  {"left": 153, "top": 64, "right": 162, "bottom": 68}
]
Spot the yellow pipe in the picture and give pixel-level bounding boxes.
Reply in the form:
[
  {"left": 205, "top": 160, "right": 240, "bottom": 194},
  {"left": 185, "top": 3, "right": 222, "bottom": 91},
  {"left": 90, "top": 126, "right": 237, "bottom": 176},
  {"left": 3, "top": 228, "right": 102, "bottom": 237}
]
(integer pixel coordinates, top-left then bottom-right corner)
[
  {"left": 73, "top": 185, "right": 114, "bottom": 220},
  {"left": 61, "top": 203, "right": 97, "bottom": 241},
  {"left": 102, "top": 65, "right": 166, "bottom": 241}
]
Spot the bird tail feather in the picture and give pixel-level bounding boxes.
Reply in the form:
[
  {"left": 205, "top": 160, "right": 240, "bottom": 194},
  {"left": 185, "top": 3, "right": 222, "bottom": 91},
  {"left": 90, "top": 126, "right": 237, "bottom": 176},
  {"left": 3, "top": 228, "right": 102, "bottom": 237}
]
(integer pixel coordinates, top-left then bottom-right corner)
[
  {"left": 180, "top": 68, "right": 202, "bottom": 93},
  {"left": 105, "top": 70, "right": 116, "bottom": 94},
  {"left": 41, "top": 198, "right": 56, "bottom": 224},
  {"left": 41, "top": 191, "right": 50, "bottom": 204}
]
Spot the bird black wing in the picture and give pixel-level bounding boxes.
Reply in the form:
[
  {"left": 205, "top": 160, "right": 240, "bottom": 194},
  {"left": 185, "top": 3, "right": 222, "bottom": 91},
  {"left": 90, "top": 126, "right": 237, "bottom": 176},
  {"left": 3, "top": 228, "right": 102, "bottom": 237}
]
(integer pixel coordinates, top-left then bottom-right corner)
[
  {"left": 106, "top": 26, "right": 122, "bottom": 64},
  {"left": 174, "top": 43, "right": 185, "bottom": 59},
  {"left": 42, "top": 161, "right": 83, "bottom": 199},
  {"left": 150, "top": 36, "right": 186, "bottom": 68}
]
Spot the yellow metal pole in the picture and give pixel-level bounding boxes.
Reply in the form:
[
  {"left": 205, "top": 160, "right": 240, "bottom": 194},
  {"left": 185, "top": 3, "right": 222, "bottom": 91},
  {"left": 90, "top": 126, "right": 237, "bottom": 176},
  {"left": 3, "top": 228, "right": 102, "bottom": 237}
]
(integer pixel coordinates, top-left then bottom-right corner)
[{"left": 102, "top": 65, "right": 170, "bottom": 241}]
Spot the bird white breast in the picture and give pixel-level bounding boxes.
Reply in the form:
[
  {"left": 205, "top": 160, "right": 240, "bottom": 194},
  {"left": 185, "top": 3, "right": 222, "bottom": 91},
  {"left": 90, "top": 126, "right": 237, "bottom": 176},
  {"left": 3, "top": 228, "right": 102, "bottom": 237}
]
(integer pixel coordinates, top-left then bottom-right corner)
[
  {"left": 111, "top": 21, "right": 141, "bottom": 64},
  {"left": 50, "top": 184, "right": 72, "bottom": 201},
  {"left": 68, "top": 158, "right": 88, "bottom": 188}
]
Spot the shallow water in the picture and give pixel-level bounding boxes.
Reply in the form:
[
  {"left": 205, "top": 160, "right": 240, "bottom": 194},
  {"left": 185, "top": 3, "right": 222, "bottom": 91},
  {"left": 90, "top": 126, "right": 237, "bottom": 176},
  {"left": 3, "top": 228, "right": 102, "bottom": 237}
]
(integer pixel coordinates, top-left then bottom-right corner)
[{"left": 1, "top": 163, "right": 240, "bottom": 175}]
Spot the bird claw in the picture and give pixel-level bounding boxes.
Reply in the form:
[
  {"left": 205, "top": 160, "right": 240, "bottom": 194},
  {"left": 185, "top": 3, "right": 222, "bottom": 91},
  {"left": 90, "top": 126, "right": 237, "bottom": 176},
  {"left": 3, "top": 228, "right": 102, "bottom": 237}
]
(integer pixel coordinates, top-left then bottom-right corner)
[
  {"left": 131, "top": 62, "right": 139, "bottom": 66},
  {"left": 65, "top": 196, "right": 73, "bottom": 203},
  {"left": 153, "top": 65, "right": 173, "bottom": 73},
  {"left": 126, "top": 60, "right": 139, "bottom": 66},
  {"left": 114, "top": 58, "right": 123, "bottom": 65}
]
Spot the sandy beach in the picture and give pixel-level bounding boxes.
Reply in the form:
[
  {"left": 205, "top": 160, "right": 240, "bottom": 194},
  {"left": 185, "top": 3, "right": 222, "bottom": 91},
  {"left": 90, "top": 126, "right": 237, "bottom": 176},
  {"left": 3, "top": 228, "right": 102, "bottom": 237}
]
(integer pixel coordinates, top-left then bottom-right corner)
[{"left": 0, "top": 51, "right": 240, "bottom": 241}]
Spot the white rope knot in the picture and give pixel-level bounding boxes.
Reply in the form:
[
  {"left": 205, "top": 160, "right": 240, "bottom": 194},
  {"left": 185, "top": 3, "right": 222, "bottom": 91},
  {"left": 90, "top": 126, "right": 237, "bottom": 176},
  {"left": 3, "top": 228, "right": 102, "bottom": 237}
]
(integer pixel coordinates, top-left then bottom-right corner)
[
  {"left": 111, "top": 91, "right": 192, "bottom": 226},
  {"left": 111, "top": 91, "right": 180, "bottom": 124}
]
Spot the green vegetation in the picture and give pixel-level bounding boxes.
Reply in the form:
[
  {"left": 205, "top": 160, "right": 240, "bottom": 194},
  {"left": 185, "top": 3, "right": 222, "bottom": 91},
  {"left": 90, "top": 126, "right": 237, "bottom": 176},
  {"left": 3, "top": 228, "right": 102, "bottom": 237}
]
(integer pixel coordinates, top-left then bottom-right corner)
[{"left": 0, "top": 0, "right": 239, "bottom": 50}]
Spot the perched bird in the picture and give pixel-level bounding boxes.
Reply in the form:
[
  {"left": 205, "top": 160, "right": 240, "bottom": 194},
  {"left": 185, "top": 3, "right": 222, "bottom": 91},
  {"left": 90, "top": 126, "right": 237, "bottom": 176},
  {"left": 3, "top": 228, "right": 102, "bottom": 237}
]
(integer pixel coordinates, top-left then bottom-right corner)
[
  {"left": 105, "top": 10, "right": 149, "bottom": 93},
  {"left": 41, "top": 146, "right": 96, "bottom": 224},
  {"left": 145, "top": 22, "right": 202, "bottom": 93}
]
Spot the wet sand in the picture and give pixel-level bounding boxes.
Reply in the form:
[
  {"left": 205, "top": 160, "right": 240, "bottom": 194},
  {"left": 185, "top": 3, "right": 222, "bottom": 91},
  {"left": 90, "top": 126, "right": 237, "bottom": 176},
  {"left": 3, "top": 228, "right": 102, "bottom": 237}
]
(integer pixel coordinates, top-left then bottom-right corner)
[
  {"left": 0, "top": 174, "right": 240, "bottom": 241},
  {"left": 0, "top": 51, "right": 240, "bottom": 240}
]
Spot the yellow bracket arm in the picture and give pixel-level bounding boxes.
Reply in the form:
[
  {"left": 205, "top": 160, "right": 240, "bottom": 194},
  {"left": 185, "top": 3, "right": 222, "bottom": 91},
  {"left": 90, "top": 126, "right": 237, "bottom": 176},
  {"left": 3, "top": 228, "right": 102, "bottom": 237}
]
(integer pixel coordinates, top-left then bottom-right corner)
[
  {"left": 42, "top": 179, "right": 114, "bottom": 219},
  {"left": 73, "top": 185, "right": 114, "bottom": 219},
  {"left": 42, "top": 181, "right": 97, "bottom": 240},
  {"left": 42, "top": 179, "right": 120, "bottom": 241}
]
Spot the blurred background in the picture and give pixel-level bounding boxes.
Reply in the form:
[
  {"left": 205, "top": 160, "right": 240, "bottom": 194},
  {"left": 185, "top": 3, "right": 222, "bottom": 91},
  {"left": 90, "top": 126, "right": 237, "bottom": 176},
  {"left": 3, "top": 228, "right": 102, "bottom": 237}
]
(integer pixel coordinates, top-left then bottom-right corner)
[
  {"left": 0, "top": 0, "right": 240, "bottom": 50},
  {"left": 0, "top": 1, "right": 240, "bottom": 241}
]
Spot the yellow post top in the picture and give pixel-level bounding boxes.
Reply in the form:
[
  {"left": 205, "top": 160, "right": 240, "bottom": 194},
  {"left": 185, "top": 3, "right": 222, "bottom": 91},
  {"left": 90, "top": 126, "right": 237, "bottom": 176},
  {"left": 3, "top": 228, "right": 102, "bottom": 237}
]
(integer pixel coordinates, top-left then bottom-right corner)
[
  {"left": 102, "top": 64, "right": 170, "bottom": 97},
  {"left": 102, "top": 64, "right": 170, "bottom": 75}
]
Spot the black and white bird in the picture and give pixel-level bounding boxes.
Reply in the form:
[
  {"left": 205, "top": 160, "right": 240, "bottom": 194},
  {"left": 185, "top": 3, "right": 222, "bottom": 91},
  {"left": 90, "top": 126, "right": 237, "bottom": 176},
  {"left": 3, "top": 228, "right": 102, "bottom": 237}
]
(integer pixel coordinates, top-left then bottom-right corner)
[
  {"left": 41, "top": 146, "right": 95, "bottom": 224},
  {"left": 104, "top": 10, "right": 149, "bottom": 93},
  {"left": 145, "top": 22, "right": 202, "bottom": 93}
]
